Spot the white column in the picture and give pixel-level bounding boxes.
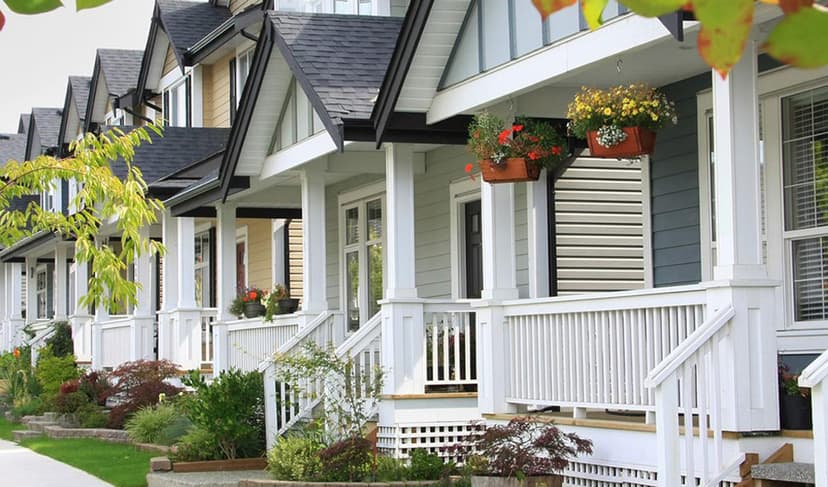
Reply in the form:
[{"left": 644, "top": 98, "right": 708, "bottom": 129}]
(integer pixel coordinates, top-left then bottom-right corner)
[
  {"left": 54, "top": 245, "right": 68, "bottom": 320},
  {"left": 131, "top": 226, "right": 154, "bottom": 361},
  {"left": 272, "top": 220, "right": 287, "bottom": 287},
  {"left": 300, "top": 163, "right": 327, "bottom": 314},
  {"left": 216, "top": 204, "right": 237, "bottom": 322},
  {"left": 161, "top": 211, "right": 179, "bottom": 312},
  {"left": 70, "top": 259, "right": 92, "bottom": 363},
  {"left": 25, "top": 256, "right": 37, "bottom": 323},
  {"left": 385, "top": 144, "right": 418, "bottom": 299},
  {"left": 7, "top": 263, "right": 24, "bottom": 348},
  {"left": 711, "top": 41, "right": 765, "bottom": 281},
  {"left": 0, "top": 263, "right": 6, "bottom": 351},
  {"left": 92, "top": 239, "right": 109, "bottom": 370},
  {"left": 177, "top": 217, "right": 196, "bottom": 309},
  {"left": 527, "top": 174, "right": 549, "bottom": 298},
  {"left": 811, "top": 383, "right": 828, "bottom": 487}
]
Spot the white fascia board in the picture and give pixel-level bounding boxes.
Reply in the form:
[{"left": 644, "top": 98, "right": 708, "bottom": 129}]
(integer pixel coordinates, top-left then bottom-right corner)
[
  {"left": 260, "top": 131, "right": 346, "bottom": 179},
  {"left": 427, "top": 15, "right": 679, "bottom": 124}
]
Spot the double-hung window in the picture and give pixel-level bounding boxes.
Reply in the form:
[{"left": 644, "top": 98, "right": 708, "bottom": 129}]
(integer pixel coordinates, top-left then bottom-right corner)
[
  {"left": 194, "top": 230, "right": 212, "bottom": 308},
  {"left": 36, "top": 265, "right": 48, "bottom": 320},
  {"left": 341, "top": 193, "right": 385, "bottom": 332},
  {"left": 163, "top": 75, "right": 192, "bottom": 128}
]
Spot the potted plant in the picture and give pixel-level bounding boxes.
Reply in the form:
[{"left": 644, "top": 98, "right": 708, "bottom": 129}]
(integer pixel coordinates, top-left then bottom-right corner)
[
  {"left": 566, "top": 84, "right": 677, "bottom": 158},
  {"left": 239, "top": 287, "right": 267, "bottom": 319},
  {"left": 779, "top": 363, "right": 812, "bottom": 430},
  {"left": 467, "top": 113, "right": 568, "bottom": 183},
  {"left": 265, "top": 284, "right": 299, "bottom": 320},
  {"left": 454, "top": 417, "right": 592, "bottom": 487}
]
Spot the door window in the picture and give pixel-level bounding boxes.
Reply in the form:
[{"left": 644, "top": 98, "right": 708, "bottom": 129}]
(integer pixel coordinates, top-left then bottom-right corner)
[{"left": 341, "top": 195, "right": 385, "bottom": 331}]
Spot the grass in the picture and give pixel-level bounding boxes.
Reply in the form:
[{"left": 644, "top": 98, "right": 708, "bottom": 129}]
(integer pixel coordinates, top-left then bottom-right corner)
[
  {"left": 19, "top": 437, "right": 154, "bottom": 487},
  {"left": 0, "top": 416, "right": 22, "bottom": 441}
]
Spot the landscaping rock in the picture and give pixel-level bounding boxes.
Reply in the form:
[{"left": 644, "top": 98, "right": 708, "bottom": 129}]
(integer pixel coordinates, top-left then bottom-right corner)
[
  {"left": 43, "top": 425, "right": 130, "bottom": 442},
  {"left": 151, "top": 457, "right": 173, "bottom": 472},
  {"left": 147, "top": 470, "right": 271, "bottom": 487},
  {"left": 27, "top": 420, "right": 58, "bottom": 433},
  {"left": 137, "top": 442, "right": 172, "bottom": 454},
  {"left": 12, "top": 430, "right": 43, "bottom": 442}
]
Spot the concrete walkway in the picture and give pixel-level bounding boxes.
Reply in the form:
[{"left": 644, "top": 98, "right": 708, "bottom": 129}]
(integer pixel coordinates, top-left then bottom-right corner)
[{"left": 0, "top": 438, "right": 113, "bottom": 486}]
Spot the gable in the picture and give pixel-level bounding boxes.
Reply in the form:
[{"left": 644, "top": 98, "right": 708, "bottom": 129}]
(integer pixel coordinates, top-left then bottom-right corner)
[
  {"left": 270, "top": 77, "right": 326, "bottom": 154},
  {"left": 164, "top": 43, "right": 180, "bottom": 79}
]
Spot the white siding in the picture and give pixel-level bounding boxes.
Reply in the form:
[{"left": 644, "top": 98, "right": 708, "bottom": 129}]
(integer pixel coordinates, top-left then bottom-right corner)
[{"left": 391, "top": 0, "right": 409, "bottom": 16}]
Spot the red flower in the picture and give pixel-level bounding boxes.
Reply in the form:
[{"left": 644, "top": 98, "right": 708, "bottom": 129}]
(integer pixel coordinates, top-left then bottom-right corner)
[
  {"left": 512, "top": 124, "right": 524, "bottom": 133},
  {"left": 12, "top": 348, "right": 20, "bottom": 359},
  {"left": 465, "top": 163, "right": 474, "bottom": 173},
  {"left": 551, "top": 146, "right": 562, "bottom": 155},
  {"left": 528, "top": 136, "right": 539, "bottom": 143},
  {"left": 248, "top": 291, "right": 258, "bottom": 300},
  {"left": 498, "top": 129, "right": 512, "bottom": 145},
  {"left": 527, "top": 151, "right": 539, "bottom": 161}
]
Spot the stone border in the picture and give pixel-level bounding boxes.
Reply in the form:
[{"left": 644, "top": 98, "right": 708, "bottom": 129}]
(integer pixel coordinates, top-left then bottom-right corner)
[{"left": 240, "top": 481, "right": 442, "bottom": 487}]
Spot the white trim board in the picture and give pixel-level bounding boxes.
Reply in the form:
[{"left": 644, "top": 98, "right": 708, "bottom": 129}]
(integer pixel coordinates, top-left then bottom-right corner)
[{"left": 449, "top": 176, "right": 482, "bottom": 300}]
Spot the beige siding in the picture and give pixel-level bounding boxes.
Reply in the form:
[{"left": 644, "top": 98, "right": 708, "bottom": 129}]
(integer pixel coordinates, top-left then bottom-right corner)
[
  {"left": 287, "top": 219, "right": 303, "bottom": 300},
  {"left": 230, "top": 0, "right": 259, "bottom": 14},
  {"left": 238, "top": 219, "right": 272, "bottom": 291},
  {"left": 163, "top": 45, "right": 178, "bottom": 78},
  {"left": 204, "top": 52, "right": 234, "bottom": 128}
]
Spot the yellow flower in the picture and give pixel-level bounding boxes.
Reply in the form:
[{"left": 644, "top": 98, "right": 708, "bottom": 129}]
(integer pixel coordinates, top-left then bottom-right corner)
[
  {"left": 651, "top": 113, "right": 659, "bottom": 121},
  {"left": 603, "top": 108, "right": 612, "bottom": 116}
]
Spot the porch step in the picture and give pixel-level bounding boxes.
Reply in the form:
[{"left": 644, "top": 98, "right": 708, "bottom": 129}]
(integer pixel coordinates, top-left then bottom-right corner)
[
  {"left": 751, "top": 463, "right": 815, "bottom": 485},
  {"left": 12, "top": 430, "right": 43, "bottom": 442}
]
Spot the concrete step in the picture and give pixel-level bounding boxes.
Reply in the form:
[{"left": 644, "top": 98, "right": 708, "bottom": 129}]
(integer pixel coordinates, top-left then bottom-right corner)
[
  {"left": 12, "top": 430, "right": 43, "bottom": 442},
  {"left": 752, "top": 462, "right": 815, "bottom": 485},
  {"left": 27, "top": 421, "right": 58, "bottom": 433}
]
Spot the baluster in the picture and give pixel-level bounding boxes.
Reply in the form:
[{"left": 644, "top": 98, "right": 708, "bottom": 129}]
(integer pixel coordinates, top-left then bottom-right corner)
[
  {"left": 463, "top": 312, "right": 472, "bottom": 382},
  {"left": 623, "top": 310, "right": 633, "bottom": 406},
  {"left": 598, "top": 311, "right": 607, "bottom": 405},
  {"left": 452, "top": 312, "right": 461, "bottom": 384},
  {"left": 575, "top": 312, "right": 585, "bottom": 403},
  {"left": 550, "top": 314, "right": 559, "bottom": 402},
  {"left": 430, "top": 318, "right": 438, "bottom": 383},
  {"left": 698, "top": 343, "right": 710, "bottom": 481},
  {"left": 709, "top": 339, "right": 722, "bottom": 469},
  {"left": 682, "top": 362, "right": 695, "bottom": 485}
]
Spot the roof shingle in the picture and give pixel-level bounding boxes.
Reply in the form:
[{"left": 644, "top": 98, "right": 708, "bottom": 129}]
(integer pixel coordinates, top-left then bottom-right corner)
[
  {"left": 31, "top": 107, "right": 63, "bottom": 150},
  {"left": 0, "top": 133, "right": 26, "bottom": 163},
  {"left": 267, "top": 12, "right": 403, "bottom": 124},
  {"left": 69, "top": 76, "right": 92, "bottom": 121},
  {"left": 158, "top": 0, "right": 232, "bottom": 60},
  {"left": 97, "top": 49, "right": 144, "bottom": 97}
]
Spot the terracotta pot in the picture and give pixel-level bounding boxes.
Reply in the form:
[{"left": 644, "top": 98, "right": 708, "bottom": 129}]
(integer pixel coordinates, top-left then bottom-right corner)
[
  {"left": 480, "top": 158, "right": 541, "bottom": 183},
  {"left": 586, "top": 126, "right": 656, "bottom": 158},
  {"left": 243, "top": 302, "right": 266, "bottom": 319},
  {"left": 471, "top": 475, "right": 563, "bottom": 487},
  {"left": 780, "top": 392, "right": 812, "bottom": 430}
]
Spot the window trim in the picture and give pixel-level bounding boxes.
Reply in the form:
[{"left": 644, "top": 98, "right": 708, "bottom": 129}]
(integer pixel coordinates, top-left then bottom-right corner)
[
  {"left": 449, "top": 176, "right": 481, "bottom": 300},
  {"left": 35, "top": 264, "right": 48, "bottom": 320}
]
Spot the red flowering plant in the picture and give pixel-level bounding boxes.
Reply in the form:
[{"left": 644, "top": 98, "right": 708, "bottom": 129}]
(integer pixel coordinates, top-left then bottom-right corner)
[
  {"left": 466, "top": 112, "right": 568, "bottom": 176},
  {"left": 230, "top": 287, "right": 268, "bottom": 317}
]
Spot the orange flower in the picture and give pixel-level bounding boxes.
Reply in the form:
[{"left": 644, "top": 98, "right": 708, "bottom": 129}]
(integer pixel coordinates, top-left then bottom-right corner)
[
  {"left": 248, "top": 291, "right": 258, "bottom": 300},
  {"left": 512, "top": 124, "right": 524, "bottom": 132},
  {"left": 465, "top": 163, "right": 474, "bottom": 173},
  {"left": 498, "top": 129, "right": 512, "bottom": 145},
  {"left": 527, "top": 151, "right": 539, "bottom": 161},
  {"left": 551, "top": 146, "right": 562, "bottom": 155},
  {"left": 13, "top": 348, "right": 20, "bottom": 358}
]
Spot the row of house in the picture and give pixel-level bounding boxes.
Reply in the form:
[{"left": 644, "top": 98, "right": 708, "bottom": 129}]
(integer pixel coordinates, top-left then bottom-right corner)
[{"left": 1, "top": 0, "right": 827, "bottom": 485}]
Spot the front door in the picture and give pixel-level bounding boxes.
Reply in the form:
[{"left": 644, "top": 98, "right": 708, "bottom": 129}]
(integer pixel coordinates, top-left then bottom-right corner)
[
  {"left": 464, "top": 200, "right": 483, "bottom": 299},
  {"left": 236, "top": 241, "right": 246, "bottom": 295}
]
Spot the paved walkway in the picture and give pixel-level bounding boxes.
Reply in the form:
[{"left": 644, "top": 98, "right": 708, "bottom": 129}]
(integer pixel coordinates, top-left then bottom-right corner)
[{"left": 0, "top": 438, "right": 113, "bottom": 487}]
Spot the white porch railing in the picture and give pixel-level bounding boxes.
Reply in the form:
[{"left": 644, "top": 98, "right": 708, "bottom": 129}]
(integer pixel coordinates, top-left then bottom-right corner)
[
  {"left": 27, "top": 320, "right": 57, "bottom": 365},
  {"left": 799, "top": 349, "right": 828, "bottom": 487},
  {"left": 200, "top": 308, "right": 217, "bottom": 367},
  {"left": 503, "top": 285, "right": 708, "bottom": 414},
  {"left": 423, "top": 301, "right": 476, "bottom": 390},
  {"left": 99, "top": 316, "right": 131, "bottom": 369},
  {"left": 226, "top": 313, "right": 304, "bottom": 372}
]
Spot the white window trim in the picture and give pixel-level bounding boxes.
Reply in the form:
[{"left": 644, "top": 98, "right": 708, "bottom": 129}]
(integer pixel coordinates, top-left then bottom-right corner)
[
  {"left": 235, "top": 45, "right": 255, "bottom": 107},
  {"left": 697, "top": 65, "right": 828, "bottom": 337},
  {"left": 35, "top": 264, "right": 48, "bottom": 320},
  {"left": 159, "top": 66, "right": 203, "bottom": 128},
  {"left": 194, "top": 228, "right": 212, "bottom": 308},
  {"left": 449, "top": 176, "right": 481, "bottom": 300},
  {"left": 272, "top": 219, "right": 288, "bottom": 287},
  {"left": 338, "top": 181, "right": 386, "bottom": 328}
]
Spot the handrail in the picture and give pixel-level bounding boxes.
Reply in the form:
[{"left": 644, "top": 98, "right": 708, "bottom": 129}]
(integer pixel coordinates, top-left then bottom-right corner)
[
  {"left": 259, "top": 311, "right": 338, "bottom": 372},
  {"left": 701, "top": 453, "right": 745, "bottom": 487},
  {"left": 645, "top": 305, "right": 735, "bottom": 388},
  {"left": 335, "top": 311, "right": 382, "bottom": 357},
  {"left": 799, "top": 348, "right": 828, "bottom": 388}
]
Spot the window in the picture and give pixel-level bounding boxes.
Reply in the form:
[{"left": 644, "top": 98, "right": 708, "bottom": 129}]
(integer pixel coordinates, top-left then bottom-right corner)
[
  {"left": 36, "top": 265, "right": 48, "bottom": 320},
  {"left": 236, "top": 49, "right": 254, "bottom": 106},
  {"left": 275, "top": 0, "right": 375, "bottom": 14},
  {"left": 341, "top": 193, "right": 384, "bottom": 331},
  {"left": 162, "top": 76, "right": 191, "bottom": 128},
  {"left": 782, "top": 86, "right": 828, "bottom": 322},
  {"left": 40, "top": 188, "right": 55, "bottom": 213},
  {"left": 271, "top": 79, "right": 325, "bottom": 153},
  {"left": 194, "top": 230, "right": 212, "bottom": 308}
]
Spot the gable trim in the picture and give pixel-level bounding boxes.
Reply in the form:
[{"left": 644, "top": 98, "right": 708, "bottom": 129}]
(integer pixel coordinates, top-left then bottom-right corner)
[{"left": 83, "top": 55, "right": 104, "bottom": 133}]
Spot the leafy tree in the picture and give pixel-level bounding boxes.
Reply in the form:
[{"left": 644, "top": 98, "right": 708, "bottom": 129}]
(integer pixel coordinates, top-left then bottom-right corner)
[
  {"left": 533, "top": 1, "right": 828, "bottom": 76},
  {"left": 0, "top": 0, "right": 114, "bottom": 32},
  {"left": 0, "top": 125, "right": 164, "bottom": 310}
]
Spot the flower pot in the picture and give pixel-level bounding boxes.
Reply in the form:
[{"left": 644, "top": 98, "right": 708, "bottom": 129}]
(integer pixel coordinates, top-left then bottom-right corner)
[
  {"left": 243, "top": 302, "right": 266, "bottom": 319},
  {"left": 480, "top": 158, "right": 541, "bottom": 184},
  {"left": 471, "top": 475, "right": 563, "bottom": 487},
  {"left": 586, "top": 126, "right": 656, "bottom": 159},
  {"left": 780, "top": 393, "right": 812, "bottom": 430},
  {"left": 277, "top": 298, "right": 300, "bottom": 315}
]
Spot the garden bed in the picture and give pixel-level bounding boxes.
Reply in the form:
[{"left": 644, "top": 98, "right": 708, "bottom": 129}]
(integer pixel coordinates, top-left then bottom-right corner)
[{"left": 239, "top": 481, "right": 442, "bottom": 487}]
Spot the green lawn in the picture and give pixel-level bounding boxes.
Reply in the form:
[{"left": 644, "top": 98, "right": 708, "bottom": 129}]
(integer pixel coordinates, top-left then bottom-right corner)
[
  {"left": 0, "top": 416, "right": 22, "bottom": 441},
  {"left": 19, "top": 437, "right": 154, "bottom": 487}
]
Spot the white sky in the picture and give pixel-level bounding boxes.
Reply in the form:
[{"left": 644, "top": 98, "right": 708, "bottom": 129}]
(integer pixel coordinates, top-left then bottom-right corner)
[{"left": 0, "top": 0, "right": 155, "bottom": 133}]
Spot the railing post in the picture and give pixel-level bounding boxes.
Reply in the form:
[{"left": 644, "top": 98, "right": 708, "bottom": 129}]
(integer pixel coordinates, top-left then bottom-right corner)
[
  {"left": 654, "top": 374, "right": 680, "bottom": 487},
  {"left": 91, "top": 321, "right": 102, "bottom": 370},
  {"left": 380, "top": 299, "right": 425, "bottom": 396},
  {"left": 212, "top": 321, "right": 229, "bottom": 373},
  {"left": 813, "top": 383, "right": 828, "bottom": 487},
  {"left": 263, "top": 362, "right": 278, "bottom": 450}
]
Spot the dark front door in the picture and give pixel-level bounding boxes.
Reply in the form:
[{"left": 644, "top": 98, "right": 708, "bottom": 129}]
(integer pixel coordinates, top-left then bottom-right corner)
[
  {"left": 236, "top": 241, "right": 246, "bottom": 295},
  {"left": 464, "top": 200, "right": 483, "bottom": 299}
]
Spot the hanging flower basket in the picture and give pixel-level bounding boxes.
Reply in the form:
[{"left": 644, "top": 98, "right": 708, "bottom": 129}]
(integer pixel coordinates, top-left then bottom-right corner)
[
  {"left": 586, "top": 126, "right": 656, "bottom": 159},
  {"left": 480, "top": 157, "right": 541, "bottom": 183}
]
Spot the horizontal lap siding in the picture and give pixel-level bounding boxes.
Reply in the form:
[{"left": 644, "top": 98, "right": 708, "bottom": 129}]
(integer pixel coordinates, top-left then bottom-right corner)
[
  {"left": 239, "top": 218, "right": 272, "bottom": 292},
  {"left": 555, "top": 159, "right": 645, "bottom": 294},
  {"left": 288, "top": 219, "right": 303, "bottom": 300},
  {"left": 205, "top": 53, "right": 233, "bottom": 128},
  {"left": 651, "top": 74, "right": 708, "bottom": 287},
  {"left": 163, "top": 46, "right": 178, "bottom": 78}
]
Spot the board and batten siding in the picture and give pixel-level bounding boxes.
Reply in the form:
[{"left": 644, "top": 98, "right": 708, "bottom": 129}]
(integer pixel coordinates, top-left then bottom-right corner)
[{"left": 555, "top": 158, "right": 646, "bottom": 294}]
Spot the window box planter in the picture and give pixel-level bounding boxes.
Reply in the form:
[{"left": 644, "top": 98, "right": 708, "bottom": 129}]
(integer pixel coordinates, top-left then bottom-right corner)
[
  {"left": 277, "top": 298, "right": 300, "bottom": 315},
  {"left": 243, "top": 302, "right": 266, "bottom": 319},
  {"left": 779, "top": 393, "right": 812, "bottom": 430},
  {"left": 472, "top": 476, "right": 563, "bottom": 487},
  {"left": 480, "top": 158, "right": 541, "bottom": 184},
  {"left": 586, "top": 126, "right": 656, "bottom": 159}
]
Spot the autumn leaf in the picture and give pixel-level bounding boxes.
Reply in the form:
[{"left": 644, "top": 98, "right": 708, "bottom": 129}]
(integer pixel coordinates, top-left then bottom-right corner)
[
  {"left": 2, "top": 0, "right": 62, "bottom": 14},
  {"left": 619, "top": 0, "right": 687, "bottom": 17},
  {"left": 581, "top": 0, "right": 608, "bottom": 29},
  {"left": 693, "top": 0, "right": 754, "bottom": 78},
  {"left": 765, "top": 7, "right": 828, "bottom": 68},
  {"left": 76, "top": 0, "right": 112, "bottom": 11},
  {"left": 531, "top": 0, "right": 577, "bottom": 20}
]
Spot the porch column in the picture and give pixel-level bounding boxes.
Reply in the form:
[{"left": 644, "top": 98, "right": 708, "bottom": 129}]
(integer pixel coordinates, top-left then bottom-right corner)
[
  {"left": 7, "top": 263, "right": 24, "bottom": 348},
  {"left": 91, "top": 238, "right": 109, "bottom": 370},
  {"left": 477, "top": 182, "right": 518, "bottom": 415},
  {"left": 0, "top": 263, "right": 6, "bottom": 351},
  {"left": 300, "top": 163, "right": 327, "bottom": 315},
  {"left": 54, "top": 245, "right": 68, "bottom": 321},
  {"left": 175, "top": 217, "right": 202, "bottom": 370},
  {"left": 527, "top": 173, "right": 550, "bottom": 298},
  {"left": 70, "top": 260, "right": 93, "bottom": 363},
  {"left": 381, "top": 144, "right": 424, "bottom": 398},
  {"left": 213, "top": 203, "right": 236, "bottom": 372},
  {"left": 131, "top": 226, "right": 154, "bottom": 361},
  {"left": 157, "top": 211, "right": 178, "bottom": 363},
  {"left": 177, "top": 217, "right": 197, "bottom": 309},
  {"left": 25, "top": 256, "right": 37, "bottom": 323},
  {"left": 707, "top": 41, "right": 779, "bottom": 433}
]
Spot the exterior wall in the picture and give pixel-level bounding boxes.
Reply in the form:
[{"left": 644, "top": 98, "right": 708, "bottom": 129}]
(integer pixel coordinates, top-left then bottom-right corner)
[
  {"left": 238, "top": 218, "right": 273, "bottom": 292},
  {"left": 203, "top": 52, "right": 234, "bottom": 128},
  {"left": 288, "top": 219, "right": 303, "bottom": 300},
  {"left": 391, "top": 0, "right": 410, "bottom": 16},
  {"left": 163, "top": 45, "right": 178, "bottom": 78}
]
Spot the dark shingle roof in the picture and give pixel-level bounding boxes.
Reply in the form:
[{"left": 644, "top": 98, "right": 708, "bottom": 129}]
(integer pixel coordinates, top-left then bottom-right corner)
[
  {"left": 0, "top": 133, "right": 26, "bottom": 163},
  {"left": 97, "top": 49, "right": 144, "bottom": 97},
  {"left": 31, "top": 107, "right": 63, "bottom": 149},
  {"left": 69, "top": 76, "right": 92, "bottom": 120},
  {"left": 18, "top": 114, "right": 30, "bottom": 135},
  {"left": 158, "top": 0, "right": 232, "bottom": 60},
  {"left": 107, "top": 126, "right": 230, "bottom": 185},
  {"left": 267, "top": 12, "right": 403, "bottom": 124}
]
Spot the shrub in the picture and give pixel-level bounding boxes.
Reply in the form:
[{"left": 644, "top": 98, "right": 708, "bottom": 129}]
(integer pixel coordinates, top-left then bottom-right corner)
[
  {"left": 44, "top": 322, "right": 74, "bottom": 358},
  {"left": 125, "top": 403, "right": 181, "bottom": 444},
  {"left": 267, "top": 435, "right": 323, "bottom": 481},
  {"left": 60, "top": 379, "right": 80, "bottom": 395},
  {"left": 409, "top": 448, "right": 450, "bottom": 480},
  {"left": 54, "top": 391, "right": 89, "bottom": 414},
  {"left": 173, "top": 426, "right": 222, "bottom": 462},
  {"left": 106, "top": 360, "right": 181, "bottom": 429},
  {"left": 12, "top": 396, "right": 44, "bottom": 418},
  {"left": 35, "top": 348, "right": 79, "bottom": 398},
  {"left": 76, "top": 403, "right": 108, "bottom": 428},
  {"left": 78, "top": 370, "right": 110, "bottom": 406},
  {"left": 375, "top": 455, "right": 407, "bottom": 482},
  {"left": 179, "top": 369, "right": 265, "bottom": 459},
  {"left": 318, "top": 437, "right": 374, "bottom": 482}
]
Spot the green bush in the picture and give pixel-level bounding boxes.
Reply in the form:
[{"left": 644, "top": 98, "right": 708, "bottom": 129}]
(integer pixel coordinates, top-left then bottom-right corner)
[
  {"left": 318, "top": 437, "right": 374, "bottom": 482},
  {"left": 180, "top": 369, "right": 265, "bottom": 459},
  {"left": 173, "top": 426, "right": 222, "bottom": 462},
  {"left": 375, "top": 455, "right": 407, "bottom": 482},
  {"left": 125, "top": 403, "right": 182, "bottom": 444},
  {"left": 54, "top": 391, "right": 89, "bottom": 414},
  {"left": 409, "top": 448, "right": 450, "bottom": 480},
  {"left": 12, "top": 396, "right": 44, "bottom": 418},
  {"left": 45, "top": 322, "right": 74, "bottom": 358},
  {"left": 35, "top": 348, "right": 79, "bottom": 398},
  {"left": 267, "top": 435, "right": 323, "bottom": 481},
  {"left": 76, "top": 403, "right": 108, "bottom": 428}
]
